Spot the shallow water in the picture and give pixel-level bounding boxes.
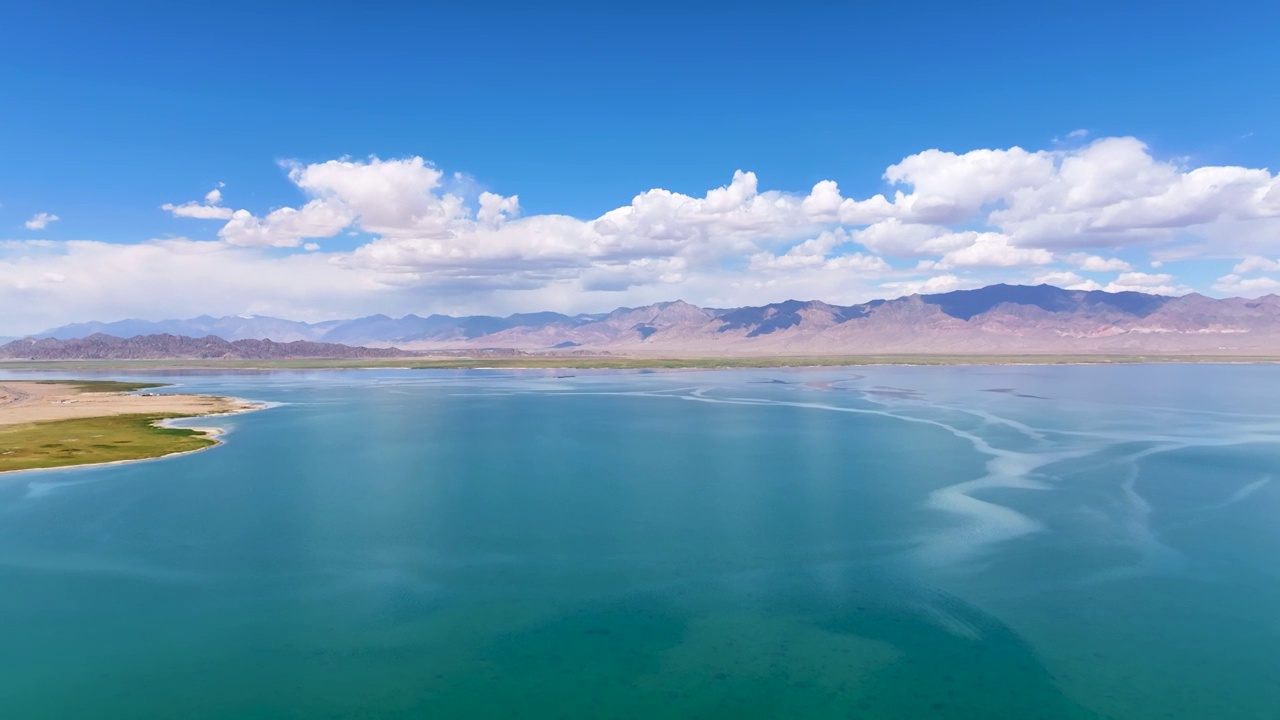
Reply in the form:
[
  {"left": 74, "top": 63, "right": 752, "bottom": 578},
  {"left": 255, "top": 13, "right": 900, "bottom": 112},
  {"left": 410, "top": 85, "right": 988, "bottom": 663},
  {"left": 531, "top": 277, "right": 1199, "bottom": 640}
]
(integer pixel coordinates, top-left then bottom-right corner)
[{"left": 1, "top": 366, "right": 1278, "bottom": 718}]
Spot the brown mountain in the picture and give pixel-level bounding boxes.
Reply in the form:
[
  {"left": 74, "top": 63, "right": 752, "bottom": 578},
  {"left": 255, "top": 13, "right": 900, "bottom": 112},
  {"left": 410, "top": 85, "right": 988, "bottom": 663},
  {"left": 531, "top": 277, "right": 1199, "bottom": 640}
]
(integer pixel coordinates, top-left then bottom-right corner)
[
  {"left": 13, "top": 284, "right": 1280, "bottom": 357},
  {"left": 0, "top": 334, "right": 416, "bottom": 360},
  {"left": 377, "top": 285, "right": 1280, "bottom": 355}
]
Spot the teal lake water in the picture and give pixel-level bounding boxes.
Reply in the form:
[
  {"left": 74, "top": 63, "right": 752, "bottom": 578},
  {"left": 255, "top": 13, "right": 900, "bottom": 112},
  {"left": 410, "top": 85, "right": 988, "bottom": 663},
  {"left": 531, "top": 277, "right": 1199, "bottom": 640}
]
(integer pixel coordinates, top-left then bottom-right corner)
[{"left": 2, "top": 366, "right": 1278, "bottom": 718}]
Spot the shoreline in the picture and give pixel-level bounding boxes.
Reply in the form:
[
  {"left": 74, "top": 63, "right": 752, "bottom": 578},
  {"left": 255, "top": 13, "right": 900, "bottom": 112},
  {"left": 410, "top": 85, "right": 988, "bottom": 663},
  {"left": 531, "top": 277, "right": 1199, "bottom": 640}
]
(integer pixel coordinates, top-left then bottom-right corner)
[
  {"left": 1, "top": 399, "right": 277, "bottom": 477},
  {"left": 0, "top": 422, "right": 228, "bottom": 478},
  {"left": 2, "top": 353, "right": 1280, "bottom": 372},
  {"left": 0, "top": 382, "right": 267, "bottom": 475}
]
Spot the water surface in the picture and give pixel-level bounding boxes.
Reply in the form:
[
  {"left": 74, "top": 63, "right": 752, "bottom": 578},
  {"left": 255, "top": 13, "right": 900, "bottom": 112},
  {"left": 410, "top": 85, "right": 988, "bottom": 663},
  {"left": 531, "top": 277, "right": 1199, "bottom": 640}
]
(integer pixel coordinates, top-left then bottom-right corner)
[{"left": 1, "top": 366, "right": 1278, "bottom": 718}]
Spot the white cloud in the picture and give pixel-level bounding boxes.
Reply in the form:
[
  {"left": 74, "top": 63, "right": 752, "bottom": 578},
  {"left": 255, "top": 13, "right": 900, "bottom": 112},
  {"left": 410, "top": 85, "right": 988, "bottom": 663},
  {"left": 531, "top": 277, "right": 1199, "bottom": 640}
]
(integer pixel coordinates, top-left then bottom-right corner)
[
  {"left": 477, "top": 191, "right": 520, "bottom": 225},
  {"left": 24, "top": 213, "right": 59, "bottom": 230},
  {"left": 795, "top": 136, "right": 1280, "bottom": 254},
  {"left": 0, "top": 239, "right": 391, "bottom": 335},
  {"left": 737, "top": 230, "right": 893, "bottom": 306},
  {"left": 590, "top": 169, "right": 829, "bottom": 250},
  {"left": 1068, "top": 253, "right": 1131, "bottom": 272},
  {"left": 1066, "top": 129, "right": 1089, "bottom": 140},
  {"left": 11, "top": 134, "right": 1280, "bottom": 331},
  {"left": 1112, "top": 271, "right": 1175, "bottom": 286},
  {"left": 579, "top": 257, "right": 687, "bottom": 292},
  {"left": 1212, "top": 274, "right": 1280, "bottom": 295},
  {"left": 928, "top": 232, "right": 1054, "bottom": 269},
  {"left": 775, "top": 136, "right": 1280, "bottom": 261},
  {"left": 334, "top": 166, "right": 852, "bottom": 285},
  {"left": 1033, "top": 271, "right": 1102, "bottom": 291},
  {"left": 1233, "top": 256, "right": 1280, "bottom": 274},
  {"left": 286, "top": 156, "right": 466, "bottom": 239},
  {"left": 749, "top": 231, "right": 847, "bottom": 270},
  {"left": 218, "top": 200, "right": 354, "bottom": 248},
  {"left": 880, "top": 273, "right": 977, "bottom": 296},
  {"left": 881, "top": 147, "right": 1056, "bottom": 225},
  {"left": 800, "top": 180, "right": 844, "bottom": 220},
  {"left": 824, "top": 253, "right": 892, "bottom": 272},
  {"left": 989, "top": 138, "right": 1280, "bottom": 247},
  {"left": 1102, "top": 271, "right": 1185, "bottom": 295},
  {"left": 163, "top": 202, "right": 235, "bottom": 220},
  {"left": 163, "top": 184, "right": 235, "bottom": 220},
  {"left": 850, "top": 219, "right": 968, "bottom": 257},
  {"left": 184, "top": 144, "right": 1280, "bottom": 282}
]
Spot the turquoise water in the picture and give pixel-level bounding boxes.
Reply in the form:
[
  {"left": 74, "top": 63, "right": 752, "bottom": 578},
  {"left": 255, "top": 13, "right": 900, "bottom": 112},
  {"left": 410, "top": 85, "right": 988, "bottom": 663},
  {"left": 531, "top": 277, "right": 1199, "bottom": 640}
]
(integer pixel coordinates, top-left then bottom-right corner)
[{"left": 1, "top": 366, "right": 1278, "bottom": 718}]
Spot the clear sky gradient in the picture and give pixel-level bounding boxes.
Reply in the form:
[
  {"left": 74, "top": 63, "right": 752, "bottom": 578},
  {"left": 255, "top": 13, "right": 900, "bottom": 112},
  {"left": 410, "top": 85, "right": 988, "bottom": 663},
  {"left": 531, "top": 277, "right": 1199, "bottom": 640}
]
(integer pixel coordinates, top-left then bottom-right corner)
[{"left": 2, "top": 0, "right": 1279, "bottom": 331}]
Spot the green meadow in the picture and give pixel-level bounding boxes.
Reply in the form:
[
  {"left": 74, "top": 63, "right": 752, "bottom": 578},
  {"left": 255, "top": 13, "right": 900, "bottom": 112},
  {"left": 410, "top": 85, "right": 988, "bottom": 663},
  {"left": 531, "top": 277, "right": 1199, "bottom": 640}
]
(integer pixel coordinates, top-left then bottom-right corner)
[{"left": 0, "top": 414, "right": 215, "bottom": 473}]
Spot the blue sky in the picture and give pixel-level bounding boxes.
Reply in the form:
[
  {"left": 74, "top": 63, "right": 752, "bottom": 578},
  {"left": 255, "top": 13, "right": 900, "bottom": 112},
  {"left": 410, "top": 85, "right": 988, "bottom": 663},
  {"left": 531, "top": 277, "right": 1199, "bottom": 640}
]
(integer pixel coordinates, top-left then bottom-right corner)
[{"left": 2, "top": 0, "right": 1280, "bottom": 331}]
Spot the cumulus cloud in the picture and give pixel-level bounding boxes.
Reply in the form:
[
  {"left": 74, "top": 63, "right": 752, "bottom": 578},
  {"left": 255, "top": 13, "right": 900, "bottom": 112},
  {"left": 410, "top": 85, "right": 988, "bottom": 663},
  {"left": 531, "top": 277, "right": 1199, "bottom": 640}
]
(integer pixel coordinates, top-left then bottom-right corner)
[
  {"left": 331, "top": 165, "right": 854, "bottom": 287},
  {"left": 1233, "top": 256, "right": 1280, "bottom": 274},
  {"left": 1212, "top": 274, "right": 1280, "bottom": 295},
  {"left": 926, "top": 233, "right": 1054, "bottom": 270},
  {"left": 881, "top": 147, "right": 1057, "bottom": 225},
  {"left": 851, "top": 219, "right": 966, "bottom": 256},
  {"left": 1113, "top": 271, "right": 1175, "bottom": 286},
  {"left": 477, "top": 191, "right": 520, "bottom": 225},
  {"left": 219, "top": 200, "right": 355, "bottom": 248},
  {"left": 795, "top": 136, "right": 1280, "bottom": 252},
  {"left": 163, "top": 183, "right": 235, "bottom": 220},
  {"left": 993, "top": 138, "right": 1280, "bottom": 247},
  {"left": 163, "top": 202, "right": 234, "bottom": 220},
  {"left": 749, "top": 230, "right": 846, "bottom": 270},
  {"left": 1068, "top": 253, "right": 1131, "bottom": 272},
  {"left": 1033, "top": 271, "right": 1102, "bottom": 291},
  {"left": 24, "top": 213, "right": 59, "bottom": 230},
  {"left": 286, "top": 156, "right": 465, "bottom": 239},
  {"left": 1102, "top": 271, "right": 1186, "bottom": 295},
  {"left": 880, "top": 274, "right": 978, "bottom": 296},
  {"left": 11, "top": 134, "right": 1280, "bottom": 331},
  {"left": 182, "top": 144, "right": 1280, "bottom": 281}
]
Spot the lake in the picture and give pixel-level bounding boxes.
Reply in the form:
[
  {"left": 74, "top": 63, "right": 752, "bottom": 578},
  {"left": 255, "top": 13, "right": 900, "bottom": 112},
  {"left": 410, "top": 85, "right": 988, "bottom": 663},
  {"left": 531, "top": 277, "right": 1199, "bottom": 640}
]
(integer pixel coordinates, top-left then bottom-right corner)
[{"left": 1, "top": 365, "right": 1277, "bottom": 718}]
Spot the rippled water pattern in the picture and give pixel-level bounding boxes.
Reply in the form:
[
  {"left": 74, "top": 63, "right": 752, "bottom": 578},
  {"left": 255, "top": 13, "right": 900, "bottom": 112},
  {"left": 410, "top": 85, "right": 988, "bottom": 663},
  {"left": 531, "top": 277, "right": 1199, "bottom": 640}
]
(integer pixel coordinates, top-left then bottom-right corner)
[{"left": 1, "top": 365, "right": 1278, "bottom": 718}]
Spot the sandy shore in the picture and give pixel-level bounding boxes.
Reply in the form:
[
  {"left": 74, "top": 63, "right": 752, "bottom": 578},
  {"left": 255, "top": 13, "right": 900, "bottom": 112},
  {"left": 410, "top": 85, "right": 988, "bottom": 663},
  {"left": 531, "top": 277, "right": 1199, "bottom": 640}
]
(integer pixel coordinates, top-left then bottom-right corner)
[{"left": 0, "top": 381, "right": 261, "bottom": 426}]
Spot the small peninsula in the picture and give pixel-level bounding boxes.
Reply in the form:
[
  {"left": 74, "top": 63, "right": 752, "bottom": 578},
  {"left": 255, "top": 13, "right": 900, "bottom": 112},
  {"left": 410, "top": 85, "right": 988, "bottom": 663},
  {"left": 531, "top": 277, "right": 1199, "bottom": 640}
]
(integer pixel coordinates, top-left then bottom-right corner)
[{"left": 0, "top": 380, "right": 261, "bottom": 473}]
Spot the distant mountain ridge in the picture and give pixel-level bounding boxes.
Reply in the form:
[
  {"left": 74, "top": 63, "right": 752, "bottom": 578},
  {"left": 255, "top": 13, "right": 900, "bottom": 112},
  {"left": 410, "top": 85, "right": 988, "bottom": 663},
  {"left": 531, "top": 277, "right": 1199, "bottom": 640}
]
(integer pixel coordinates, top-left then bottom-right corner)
[
  {"left": 0, "top": 334, "right": 415, "bottom": 361},
  {"left": 34, "top": 310, "right": 607, "bottom": 345},
  {"left": 18, "top": 284, "right": 1280, "bottom": 356}
]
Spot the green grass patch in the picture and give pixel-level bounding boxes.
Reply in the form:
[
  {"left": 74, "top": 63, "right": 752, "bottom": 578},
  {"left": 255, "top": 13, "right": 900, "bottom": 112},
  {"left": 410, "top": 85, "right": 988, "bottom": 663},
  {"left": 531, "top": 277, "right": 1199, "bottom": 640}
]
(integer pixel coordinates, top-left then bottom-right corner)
[{"left": 0, "top": 414, "right": 215, "bottom": 473}]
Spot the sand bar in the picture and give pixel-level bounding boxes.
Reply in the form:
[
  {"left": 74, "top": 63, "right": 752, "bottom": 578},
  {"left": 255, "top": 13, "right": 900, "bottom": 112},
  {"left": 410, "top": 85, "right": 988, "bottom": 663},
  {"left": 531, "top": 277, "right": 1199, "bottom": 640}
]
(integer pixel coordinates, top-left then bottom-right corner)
[
  {"left": 0, "top": 381, "right": 265, "bottom": 474},
  {"left": 0, "top": 381, "right": 260, "bottom": 426}
]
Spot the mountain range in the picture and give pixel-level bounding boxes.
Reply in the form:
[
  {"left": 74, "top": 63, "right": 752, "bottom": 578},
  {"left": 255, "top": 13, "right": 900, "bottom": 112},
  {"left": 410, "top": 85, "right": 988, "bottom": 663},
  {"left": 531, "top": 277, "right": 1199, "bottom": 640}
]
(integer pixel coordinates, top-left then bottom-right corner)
[
  {"left": 11, "top": 284, "right": 1280, "bottom": 356},
  {"left": 0, "top": 335, "right": 415, "bottom": 361}
]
